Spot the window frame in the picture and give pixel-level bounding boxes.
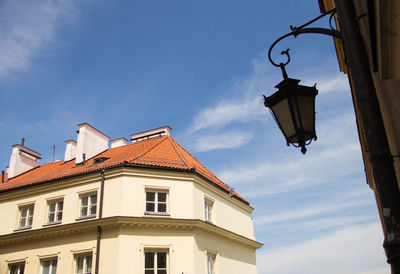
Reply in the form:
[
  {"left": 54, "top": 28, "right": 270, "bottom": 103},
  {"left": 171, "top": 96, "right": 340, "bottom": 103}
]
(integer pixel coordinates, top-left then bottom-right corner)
[
  {"left": 18, "top": 204, "right": 34, "bottom": 229},
  {"left": 204, "top": 198, "right": 214, "bottom": 223},
  {"left": 79, "top": 192, "right": 97, "bottom": 219},
  {"left": 8, "top": 261, "right": 25, "bottom": 274},
  {"left": 75, "top": 253, "right": 93, "bottom": 274},
  {"left": 206, "top": 253, "right": 216, "bottom": 274},
  {"left": 47, "top": 199, "right": 64, "bottom": 224},
  {"left": 144, "top": 249, "right": 168, "bottom": 274},
  {"left": 40, "top": 257, "right": 58, "bottom": 274},
  {"left": 145, "top": 190, "right": 169, "bottom": 215}
]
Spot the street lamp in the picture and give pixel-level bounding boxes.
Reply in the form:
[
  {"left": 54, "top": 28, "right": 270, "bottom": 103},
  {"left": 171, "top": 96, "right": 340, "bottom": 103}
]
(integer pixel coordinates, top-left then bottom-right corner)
[
  {"left": 263, "top": 54, "right": 318, "bottom": 154},
  {"left": 263, "top": 8, "right": 340, "bottom": 154}
]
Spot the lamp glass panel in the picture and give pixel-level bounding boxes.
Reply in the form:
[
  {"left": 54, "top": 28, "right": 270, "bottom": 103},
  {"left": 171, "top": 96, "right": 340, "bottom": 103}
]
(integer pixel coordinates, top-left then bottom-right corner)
[
  {"left": 270, "top": 98, "right": 296, "bottom": 140},
  {"left": 295, "top": 94, "right": 315, "bottom": 140}
]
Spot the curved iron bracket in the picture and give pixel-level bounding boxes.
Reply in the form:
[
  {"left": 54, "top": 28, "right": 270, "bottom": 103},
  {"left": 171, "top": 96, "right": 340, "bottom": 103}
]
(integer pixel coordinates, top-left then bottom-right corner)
[{"left": 268, "top": 8, "right": 341, "bottom": 77}]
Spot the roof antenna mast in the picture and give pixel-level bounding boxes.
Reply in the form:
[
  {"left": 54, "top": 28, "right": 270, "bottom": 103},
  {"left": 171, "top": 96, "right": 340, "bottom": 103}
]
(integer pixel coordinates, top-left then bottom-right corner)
[{"left": 52, "top": 145, "right": 55, "bottom": 162}]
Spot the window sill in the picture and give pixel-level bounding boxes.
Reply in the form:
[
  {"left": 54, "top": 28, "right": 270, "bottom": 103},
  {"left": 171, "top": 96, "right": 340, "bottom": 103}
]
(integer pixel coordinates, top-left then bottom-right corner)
[
  {"left": 43, "top": 221, "right": 62, "bottom": 227},
  {"left": 144, "top": 212, "right": 170, "bottom": 216},
  {"left": 75, "top": 215, "right": 96, "bottom": 221},
  {"left": 14, "top": 226, "right": 32, "bottom": 232}
]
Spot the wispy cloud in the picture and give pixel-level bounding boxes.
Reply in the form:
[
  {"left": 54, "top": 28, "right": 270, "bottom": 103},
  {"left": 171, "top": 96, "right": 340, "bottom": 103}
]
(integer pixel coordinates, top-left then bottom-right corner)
[
  {"left": 254, "top": 199, "right": 371, "bottom": 226},
  {"left": 257, "top": 223, "right": 388, "bottom": 274},
  {"left": 191, "top": 97, "right": 264, "bottom": 133},
  {"left": 302, "top": 73, "right": 349, "bottom": 95},
  {"left": 181, "top": 57, "right": 272, "bottom": 151},
  {"left": 193, "top": 130, "right": 253, "bottom": 152},
  {"left": 0, "top": 0, "right": 75, "bottom": 78}
]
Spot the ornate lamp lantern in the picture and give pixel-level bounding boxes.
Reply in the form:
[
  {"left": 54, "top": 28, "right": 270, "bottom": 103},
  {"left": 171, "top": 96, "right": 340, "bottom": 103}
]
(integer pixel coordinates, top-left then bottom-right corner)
[{"left": 264, "top": 66, "right": 318, "bottom": 154}]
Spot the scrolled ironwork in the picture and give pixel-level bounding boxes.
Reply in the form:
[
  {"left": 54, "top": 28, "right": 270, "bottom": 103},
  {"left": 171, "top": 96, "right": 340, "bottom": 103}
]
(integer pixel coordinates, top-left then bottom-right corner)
[{"left": 268, "top": 8, "right": 341, "bottom": 74}]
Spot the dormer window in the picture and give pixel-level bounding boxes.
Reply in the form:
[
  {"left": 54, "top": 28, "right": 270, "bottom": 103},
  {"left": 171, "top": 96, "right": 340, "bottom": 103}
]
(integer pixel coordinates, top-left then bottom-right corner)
[{"left": 93, "top": 157, "right": 109, "bottom": 165}]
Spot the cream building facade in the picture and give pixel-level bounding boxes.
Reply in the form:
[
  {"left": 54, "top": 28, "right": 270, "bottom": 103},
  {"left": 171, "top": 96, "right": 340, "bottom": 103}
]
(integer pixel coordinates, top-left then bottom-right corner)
[{"left": 0, "top": 124, "right": 262, "bottom": 274}]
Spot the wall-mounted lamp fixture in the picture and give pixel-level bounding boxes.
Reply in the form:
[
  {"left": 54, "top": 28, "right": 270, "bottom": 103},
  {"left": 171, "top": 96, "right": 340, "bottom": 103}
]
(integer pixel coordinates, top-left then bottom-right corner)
[{"left": 264, "top": 8, "right": 340, "bottom": 154}]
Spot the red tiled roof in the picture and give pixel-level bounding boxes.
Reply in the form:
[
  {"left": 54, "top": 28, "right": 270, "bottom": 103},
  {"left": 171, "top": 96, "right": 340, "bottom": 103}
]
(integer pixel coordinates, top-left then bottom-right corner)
[{"left": 0, "top": 136, "right": 248, "bottom": 204}]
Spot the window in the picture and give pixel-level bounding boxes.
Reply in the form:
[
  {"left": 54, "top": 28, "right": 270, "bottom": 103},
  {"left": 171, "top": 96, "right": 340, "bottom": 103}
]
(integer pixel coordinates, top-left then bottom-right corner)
[
  {"left": 40, "top": 258, "right": 57, "bottom": 274},
  {"left": 144, "top": 250, "right": 168, "bottom": 274},
  {"left": 79, "top": 193, "right": 97, "bottom": 218},
  {"left": 145, "top": 191, "right": 168, "bottom": 214},
  {"left": 207, "top": 253, "right": 216, "bottom": 274},
  {"left": 18, "top": 204, "right": 34, "bottom": 229},
  {"left": 8, "top": 262, "right": 25, "bottom": 274},
  {"left": 47, "top": 200, "right": 63, "bottom": 224},
  {"left": 75, "top": 254, "right": 92, "bottom": 274},
  {"left": 204, "top": 199, "right": 213, "bottom": 223}
]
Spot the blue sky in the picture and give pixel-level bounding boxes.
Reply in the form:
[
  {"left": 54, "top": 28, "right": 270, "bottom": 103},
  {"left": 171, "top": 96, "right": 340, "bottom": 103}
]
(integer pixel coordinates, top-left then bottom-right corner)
[{"left": 0, "top": 0, "right": 389, "bottom": 273}]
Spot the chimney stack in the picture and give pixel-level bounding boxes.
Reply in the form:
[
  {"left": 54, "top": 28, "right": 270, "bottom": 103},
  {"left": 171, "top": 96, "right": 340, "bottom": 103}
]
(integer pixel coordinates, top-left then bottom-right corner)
[
  {"left": 110, "top": 137, "right": 128, "bottom": 148},
  {"left": 7, "top": 143, "right": 41, "bottom": 179},
  {"left": 130, "top": 126, "right": 171, "bottom": 143},
  {"left": 75, "top": 123, "right": 109, "bottom": 165},
  {"left": 64, "top": 140, "right": 77, "bottom": 162}
]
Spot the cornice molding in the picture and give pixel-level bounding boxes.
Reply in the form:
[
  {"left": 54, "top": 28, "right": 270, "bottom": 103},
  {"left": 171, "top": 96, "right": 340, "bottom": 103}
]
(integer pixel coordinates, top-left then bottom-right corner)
[{"left": 0, "top": 216, "right": 262, "bottom": 249}]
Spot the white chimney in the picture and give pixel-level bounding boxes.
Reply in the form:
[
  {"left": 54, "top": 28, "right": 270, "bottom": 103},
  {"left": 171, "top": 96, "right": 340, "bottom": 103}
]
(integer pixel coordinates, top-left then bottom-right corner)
[
  {"left": 8, "top": 144, "right": 41, "bottom": 179},
  {"left": 110, "top": 137, "right": 128, "bottom": 148},
  {"left": 130, "top": 126, "right": 171, "bottom": 143},
  {"left": 64, "top": 140, "right": 77, "bottom": 162},
  {"left": 75, "top": 123, "right": 109, "bottom": 164}
]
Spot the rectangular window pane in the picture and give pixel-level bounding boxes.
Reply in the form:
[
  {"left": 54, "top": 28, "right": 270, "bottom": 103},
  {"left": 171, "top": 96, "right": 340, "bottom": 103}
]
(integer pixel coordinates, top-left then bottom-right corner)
[
  {"left": 207, "top": 254, "right": 215, "bottom": 274},
  {"left": 90, "top": 195, "right": 97, "bottom": 206},
  {"left": 205, "top": 200, "right": 212, "bottom": 222},
  {"left": 76, "top": 256, "right": 84, "bottom": 273},
  {"left": 146, "top": 192, "right": 155, "bottom": 202},
  {"left": 9, "top": 263, "right": 25, "bottom": 274},
  {"left": 57, "top": 211, "right": 63, "bottom": 221},
  {"left": 157, "top": 271, "right": 167, "bottom": 274},
  {"left": 81, "top": 196, "right": 88, "bottom": 206},
  {"left": 158, "top": 203, "right": 166, "bottom": 213},
  {"left": 145, "top": 252, "right": 155, "bottom": 268},
  {"left": 146, "top": 202, "right": 155, "bottom": 212},
  {"left": 42, "top": 261, "right": 50, "bottom": 274},
  {"left": 157, "top": 252, "right": 167, "bottom": 268},
  {"left": 27, "top": 215, "right": 33, "bottom": 226},
  {"left": 58, "top": 201, "right": 64, "bottom": 210},
  {"left": 49, "top": 203, "right": 56, "bottom": 213},
  {"left": 80, "top": 205, "right": 88, "bottom": 217},
  {"left": 19, "top": 216, "right": 26, "bottom": 227},
  {"left": 85, "top": 255, "right": 92, "bottom": 273},
  {"left": 90, "top": 204, "right": 96, "bottom": 215},
  {"left": 157, "top": 193, "right": 166, "bottom": 202},
  {"left": 51, "top": 259, "right": 58, "bottom": 274},
  {"left": 48, "top": 212, "right": 55, "bottom": 223}
]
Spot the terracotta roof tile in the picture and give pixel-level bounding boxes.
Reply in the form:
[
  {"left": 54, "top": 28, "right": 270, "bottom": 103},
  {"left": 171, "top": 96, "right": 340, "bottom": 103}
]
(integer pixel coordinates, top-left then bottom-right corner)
[{"left": 0, "top": 136, "right": 248, "bottom": 204}]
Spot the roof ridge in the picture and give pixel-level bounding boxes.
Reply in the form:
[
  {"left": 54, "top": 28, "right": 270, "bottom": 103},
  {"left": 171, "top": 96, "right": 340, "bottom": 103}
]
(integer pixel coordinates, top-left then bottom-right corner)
[{"left": 166, "top": 136, "right": 192, "bottom": 169}]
